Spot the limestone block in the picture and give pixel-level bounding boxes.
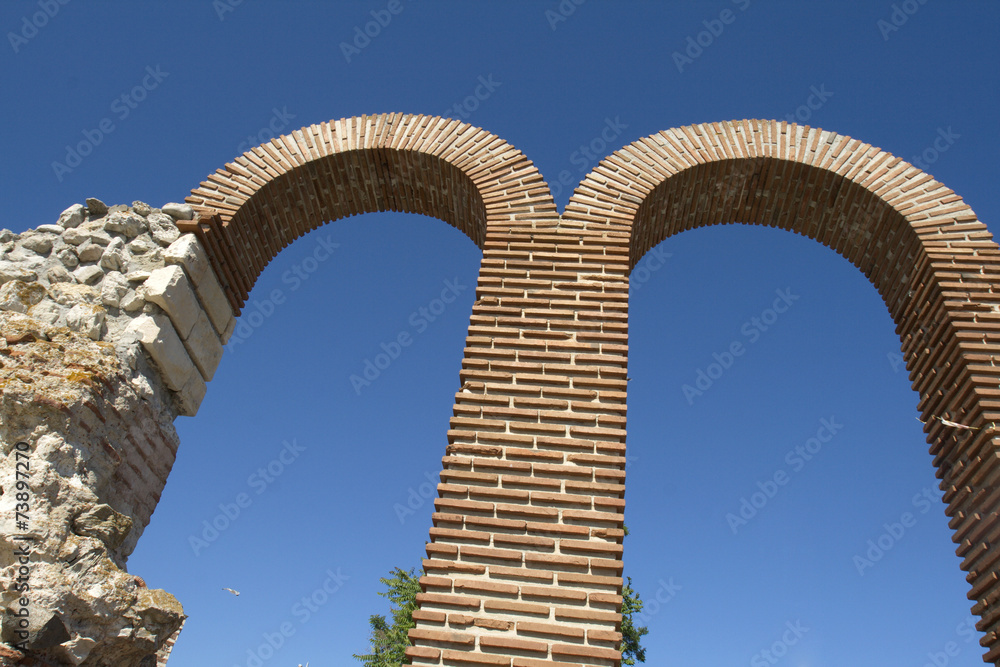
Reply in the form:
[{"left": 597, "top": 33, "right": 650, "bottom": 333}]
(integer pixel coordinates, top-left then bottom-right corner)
[
  {"left": 0, "top": 261, "right": 36, "bottom": 284},
  {"left": 100, "top": 271, "right": 129, "bottom": 308},
  {"left": 99, "top": 237, "right": 130, "bottom": 272},
  {"left": 20, "top": 234, "right": 56, "bottom": 256},
  {"left": 77, "top": 242, "right": 103, "bottom": 263},
  {"left": 183, "top": 310, "right": 223, "bottom": 381},
  {"left": 161, "top": 202, "right": 194, "bottom": 220},
  {"left": 57, "top": 203, "right": 86, "bottom": 228},
  {"left": 142, "top": 265, "right": 201, "bottom": 339},
  {"left": 192, "top": 271, "right": 233, "bottom": 337},
  {"left": 85, "top": 197, "right": 108, "bottom": 217},
  {"left": 148, "top": 212, "right": 180, "bottom": 247},
  {"left": 45, "top": 265, "right": 73, "bottom": 283},
  {"left": 62, "top": 228, "right": 87, "bottom": 245},
  {"left": 57, "top": 247, "right": 79, "bottom": 268},
  {"left": 131, "top": 314, "right": 196, "bottom": 392},
  {"left": 163, "top": 235, "right": 209, "bottom": 286},
  {"left": 73, "top": 264, "right": 104, "bottom": 285},
  {"left": 164, "top": 234, "right": 234, "bottom": 334},
  {"left": 222, "top": 316, "right": 236, "bottom": 344},
  {"left": 176, "top": 367, "right": 207, "bottom": 416}
]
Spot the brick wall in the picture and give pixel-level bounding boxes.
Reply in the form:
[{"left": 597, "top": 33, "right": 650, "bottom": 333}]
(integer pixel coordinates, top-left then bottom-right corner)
[{"left": 178, "top": 115, "right": 999, "bottom": 664}]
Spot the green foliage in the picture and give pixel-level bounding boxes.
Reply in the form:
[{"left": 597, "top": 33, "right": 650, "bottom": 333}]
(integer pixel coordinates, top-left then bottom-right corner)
[
  {"left": 621, "top": 576, "right": 649, "bottom": 664},
  {"left": 357, "top": 529, "right": 649, "bottom": 665},
  {"left": 353, "top": 567, "right": 423, "bottom": 667}
]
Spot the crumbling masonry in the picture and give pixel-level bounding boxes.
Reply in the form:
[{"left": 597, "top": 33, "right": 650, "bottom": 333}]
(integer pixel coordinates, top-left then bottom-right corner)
[{"left": 1, "top": 116, "right": 998, "bottom": 665}]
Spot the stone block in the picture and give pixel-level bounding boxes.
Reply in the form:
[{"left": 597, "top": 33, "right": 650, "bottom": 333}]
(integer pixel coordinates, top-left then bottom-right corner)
[
  {"left": 161, "top": 203, "right": 195, "bottom": 221},
  {"left": 183, "top": 310, "right": 223, "bottom": 382},
  {"left": 163, "top": 235, "right": 209, "bottom": 286},
  {"left": 176, "top": 368, "right": 207, "bottom": 416},
  {"left": 131, "top": 314, "right": 196, "bottom": 392},
  {"left": 57, "top": 203, "right": 86, "bottom": 228},
  {"left": 142, "top": 265, "right": 201, "bottom": 339},
  {"left": 222, "top": 316, "right": 236, "bottom": 344},
  {"left": 164, "top": 234, "right": 233, "bottom": 335}
]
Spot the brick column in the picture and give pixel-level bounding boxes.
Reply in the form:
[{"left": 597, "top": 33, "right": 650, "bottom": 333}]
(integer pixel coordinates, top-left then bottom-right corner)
[{"left": 406, "top": 212, "right": 632, "bottom": 666}]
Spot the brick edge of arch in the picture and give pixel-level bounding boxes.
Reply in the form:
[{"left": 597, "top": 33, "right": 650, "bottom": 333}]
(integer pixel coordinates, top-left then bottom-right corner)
[{"left": 177, "top": 115, "right": 998, "bottom": 663}]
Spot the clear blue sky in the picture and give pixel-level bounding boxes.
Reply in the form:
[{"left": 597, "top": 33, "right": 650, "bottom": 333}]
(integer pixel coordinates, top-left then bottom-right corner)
[{"left": 2, "top": 2, "right": 998, "bottom": 665}]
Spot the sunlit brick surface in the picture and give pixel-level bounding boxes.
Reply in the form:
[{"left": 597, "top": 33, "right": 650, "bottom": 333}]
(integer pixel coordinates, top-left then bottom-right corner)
[{"left": 184, "top": 116, "right": 999, "bottom": 664}]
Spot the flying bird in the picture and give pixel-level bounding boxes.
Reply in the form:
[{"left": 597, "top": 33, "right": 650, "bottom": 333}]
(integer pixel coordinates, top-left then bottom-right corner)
[{"left": 222, "top": 587, "right": 240, "bottom": 596}]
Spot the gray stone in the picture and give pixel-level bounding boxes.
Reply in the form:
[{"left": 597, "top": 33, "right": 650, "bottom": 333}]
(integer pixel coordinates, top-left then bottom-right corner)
[
  {"left": 66, "top": 303, "right": 105, "bottom": 340},
  {"left": 103, "top": 213, "right": 126, "bottom": 233},
  {"left": 20, "top": 233, "right": 55, "bottom": 255},
  {"left": 163, "top": 235, "right": 209, "bottom": 286},
  {"left": 36, "top": 224, "right": 65, "bottom": 234},
  {"left": 0, "top": 261, "right": 36, "bottom": 284},
  {"left": 87, "top": 229, "right": 113, "bottom": 246},
  {"left": 132, "top": 201, "right": 152, "bottom": 217},
  {"left": 164, "top": 235, "right": 234, "bottom": 335},
  {"left": 77, "top": 242, "right": 103, "bottom": 263},
  {"left": 73, "top": 265, "right": 105, "bottom": 285},
  {"left": 130, "top": 314, "right": 196, "bottom": 391},
  {"left": 161, "top": 202, "right": 195, "bottom": 221},
  {"left": 126, "top": 270, "right": 151, "bottom": 282},
  {"left": 1, "top": 610, "right": 70, "bottom": 651},
  {"left": 120, "top": 290, "right": 145, "bottom": 312},
  {"left": 45, "top": 264, "right": 74, "bottom": 283},
  {"left": 184, "top": 311, "right": 224, "bottom": 381},
  {"left": 101, "top": 271, "right": 129, "bottom": 308},
  {"left": 177, "top": 368, "right": 207, "bottom": 416},
  {"left": 151, "top": 225, "right": 181, "bottom": 247},
  {"left": 128, "top": 236, "right": 157, "bottom": 255},
  {"left": 58, "top": 203, "right": 87, "bottom": 228},
  {"left": 124, "top": 214, "right": 148, "bottom": 239},
  {"left": 141, "top": 265, "right": 202, "bottom": 339},
  {"left": 0, "top": 228, "right": 14, "bottom": 243},
  {"left": 56, "top": 248, "right": 80, "bottom": 269},
  {"left": 62, "top": 227, "right": 88, "bottom": 245},
  {"left": 85, "top": 197, "right": 108, "bottom": 217},
  {"left": 148, "top": 212, "right": 181, "bottom": 247},
  {"left": 100, "top": 238, "right": 130, "bottom": 272},
  {"left": 222, "top": 316, "right": 237, "bottom": 344},
  {"left": 72, "top": 504, "right": 133, "bottom": 551}
]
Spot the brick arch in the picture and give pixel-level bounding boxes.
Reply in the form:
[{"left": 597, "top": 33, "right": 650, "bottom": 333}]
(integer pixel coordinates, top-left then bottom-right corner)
[
  {"left": 182, "top": 113, "right": 558, "bottom": 315},
  {"left": 567, "top": 119, "right": 1000, "bottom": 660}
]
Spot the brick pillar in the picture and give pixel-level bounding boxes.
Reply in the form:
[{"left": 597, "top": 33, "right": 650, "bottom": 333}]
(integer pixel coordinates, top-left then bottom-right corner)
[{"left": 406, "top": 213, "right": 632, "bottom": 666}]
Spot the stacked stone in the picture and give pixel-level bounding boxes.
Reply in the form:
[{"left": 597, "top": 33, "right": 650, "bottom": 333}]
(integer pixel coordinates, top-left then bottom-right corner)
[
  {"left": 0, "top": 199, "right": 236, "bottom": 417},
  {"left": 0, "top": 200, "right": 237, "bottom": 666}
]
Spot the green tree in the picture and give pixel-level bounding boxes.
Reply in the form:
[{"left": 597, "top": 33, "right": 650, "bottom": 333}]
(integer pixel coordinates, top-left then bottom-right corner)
[
  {"left": 620, "top": 575, "right": 649, "bottom": 664},
  {"left": 356, "top": 554, "right": 648, "bottom": 665},
  {"left": 353, "top": 567, "right": 423, "bottom": 667}
]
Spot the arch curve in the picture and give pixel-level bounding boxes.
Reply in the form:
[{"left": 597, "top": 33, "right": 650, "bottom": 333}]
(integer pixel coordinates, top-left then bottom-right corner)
[
  {"left": 566, "top": 119, "right": 1000, "bottom": 656},
  {"left": 183, "top": 114, "right": 558, "bottom": 314}
]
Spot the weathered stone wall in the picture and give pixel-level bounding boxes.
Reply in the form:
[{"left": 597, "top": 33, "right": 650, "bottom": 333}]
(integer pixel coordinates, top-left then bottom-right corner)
[{"left": 0, "top": 200, "right": 234, "bottom": 666}]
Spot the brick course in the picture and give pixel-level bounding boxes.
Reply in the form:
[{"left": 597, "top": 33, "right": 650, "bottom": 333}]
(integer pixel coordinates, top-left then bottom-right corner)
[{"left": 176, "top": 115, "right": 1000, "bottom": 664}]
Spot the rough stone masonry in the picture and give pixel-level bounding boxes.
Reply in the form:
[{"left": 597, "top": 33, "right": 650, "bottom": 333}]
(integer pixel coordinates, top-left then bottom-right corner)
[
  {"left": 0, "top": 198, "right": 235, "bottom": 666},
  {"left": 2, "top": 114, "right": 999, "bottom": 666}
]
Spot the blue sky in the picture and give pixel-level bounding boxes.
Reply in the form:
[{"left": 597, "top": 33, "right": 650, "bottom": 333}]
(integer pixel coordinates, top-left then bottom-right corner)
[{"left": 2, "top": 2, "right": 998, "bottom": 665}]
